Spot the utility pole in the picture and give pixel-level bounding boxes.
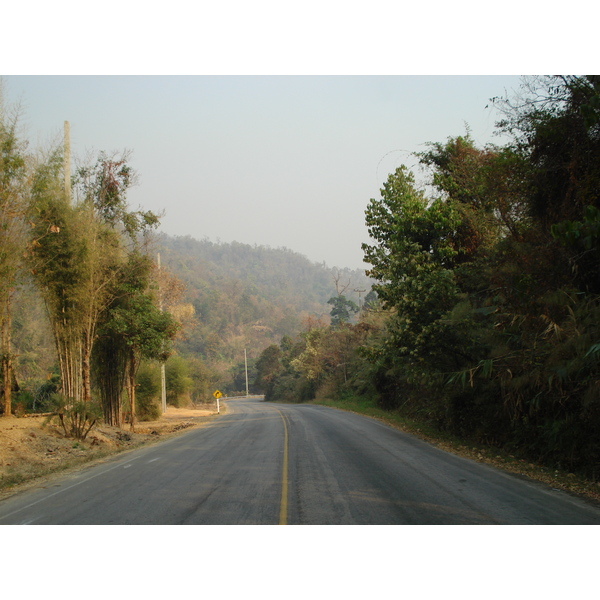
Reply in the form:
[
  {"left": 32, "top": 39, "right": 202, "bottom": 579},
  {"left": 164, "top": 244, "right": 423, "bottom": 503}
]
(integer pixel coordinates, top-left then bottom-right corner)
[
  {"left": 244, "top": 349, "right": 249, "bottom": 397},
  {"left": 354, "top": 289, "right": 366, "bottom": 311},
  {"left": 158, "top": 252, "right": 167, "bottom": 413},
  {"left": 64, "top": 121, "right": 71, "bottom": 202}
]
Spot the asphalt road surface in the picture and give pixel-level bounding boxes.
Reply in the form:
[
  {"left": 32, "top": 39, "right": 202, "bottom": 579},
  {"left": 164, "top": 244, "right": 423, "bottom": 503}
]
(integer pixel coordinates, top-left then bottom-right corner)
[{"left": 1, "top": 397, "right": 599, "bottom": 525}]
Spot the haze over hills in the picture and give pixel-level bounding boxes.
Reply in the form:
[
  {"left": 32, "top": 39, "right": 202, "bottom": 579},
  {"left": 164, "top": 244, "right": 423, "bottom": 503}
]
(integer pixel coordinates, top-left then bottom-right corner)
[
  {"left": 8, "top": 231, "right": 373, "bottom": 401},
  {"left": 154, "top": 233, "right": 373, "bottom": 384}
]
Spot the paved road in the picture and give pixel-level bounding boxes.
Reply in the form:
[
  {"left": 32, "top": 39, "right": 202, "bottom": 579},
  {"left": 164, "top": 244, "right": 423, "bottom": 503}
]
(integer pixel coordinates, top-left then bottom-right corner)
[{"left": 1, "top": 397, "right": 599, "bottom": 524}]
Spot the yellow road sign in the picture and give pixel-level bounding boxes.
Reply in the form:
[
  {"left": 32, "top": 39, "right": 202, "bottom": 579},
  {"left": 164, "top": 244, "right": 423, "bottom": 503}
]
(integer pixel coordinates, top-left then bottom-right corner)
[{"left": 213, "top": 390, "right": 222, "bottom": 399}]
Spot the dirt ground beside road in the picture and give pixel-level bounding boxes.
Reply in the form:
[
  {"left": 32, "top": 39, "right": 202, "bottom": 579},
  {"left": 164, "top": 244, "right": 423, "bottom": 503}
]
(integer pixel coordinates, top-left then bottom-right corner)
[{"left": 0, "top": 404, "right": 222, "bottom": 499}]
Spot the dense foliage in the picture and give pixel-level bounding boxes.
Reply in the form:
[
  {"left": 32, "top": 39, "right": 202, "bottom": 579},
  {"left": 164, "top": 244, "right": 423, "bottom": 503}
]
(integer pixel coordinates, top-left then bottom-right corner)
[
  {"left": 258, "top": 76, "right": 600, "bottom": 480},
  {"left": 0, "top": 85, "right": 29, "bottom": 417},
  {"left": 155, "top": 234, "right": 372, "bottom": 395},
  {"left": 0, "top": 100, "right": 180, "bottom": 434}
]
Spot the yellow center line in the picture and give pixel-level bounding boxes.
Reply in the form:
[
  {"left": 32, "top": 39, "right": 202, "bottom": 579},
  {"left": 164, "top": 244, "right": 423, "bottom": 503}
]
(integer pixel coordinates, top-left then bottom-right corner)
[{"left": 276, "top": 409, "right": 289, "bottom": 525}]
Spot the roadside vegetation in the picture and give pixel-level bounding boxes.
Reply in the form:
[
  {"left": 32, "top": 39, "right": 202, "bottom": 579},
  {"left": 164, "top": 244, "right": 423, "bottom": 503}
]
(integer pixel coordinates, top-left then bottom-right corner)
[
  {"left": 0, "top": 77, "right": 370, "bottom": 442},
  {"left": 0, "top": 81, "right": 186, "bottom": 434},
  {"left": 256, "top": 76, "right": 600, "bottom": 486}
]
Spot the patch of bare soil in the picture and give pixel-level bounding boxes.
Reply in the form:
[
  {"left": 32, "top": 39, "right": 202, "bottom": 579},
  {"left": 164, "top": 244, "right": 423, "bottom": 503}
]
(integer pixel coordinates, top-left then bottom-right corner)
[{"left": 0, "top": 404, "right": 222, "bottom": 499}]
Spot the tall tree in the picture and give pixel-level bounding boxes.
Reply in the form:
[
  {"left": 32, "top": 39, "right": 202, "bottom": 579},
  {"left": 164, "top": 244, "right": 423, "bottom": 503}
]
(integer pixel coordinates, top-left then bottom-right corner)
[
  {"left": 254, "top": 344, "right": 282, "bottom": 396},
  {"left": 0, "top": 85, "right": 28, "bottom": 416},
  {"left": 93, "top": 251, "right": 178, "bottom": 428},
  {"left": 493, "top": 75, "right": 600, "bottom": 228},
  {"left": 29, "top": 150, "right": 157, "bottom": 409},
  {"left": 362, "top": 165, "right": 461, "bottom": 310},
  {"left": 109, "top": 279, "right": 178, "bottom": 430},
  {"left": 28, "top": 149, "right": 119, "bottom": 405},
  {"left": 417, "top": 134, "right": 529, "bottom": 244},
  {"left": 361, "top": 165, "right": 471, "bottom": 409}
]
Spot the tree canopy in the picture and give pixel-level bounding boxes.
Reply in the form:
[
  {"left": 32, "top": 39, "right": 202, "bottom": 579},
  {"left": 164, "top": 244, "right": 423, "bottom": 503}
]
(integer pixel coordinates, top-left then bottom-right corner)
[{"left": 257, "top": 76, "right": 600, "bottom": 481}]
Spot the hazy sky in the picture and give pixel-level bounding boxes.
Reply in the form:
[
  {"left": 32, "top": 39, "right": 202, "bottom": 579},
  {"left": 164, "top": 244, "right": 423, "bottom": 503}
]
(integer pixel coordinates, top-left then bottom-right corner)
[{"left": 4, "top": 75, "right": 524, "bottom": 269}]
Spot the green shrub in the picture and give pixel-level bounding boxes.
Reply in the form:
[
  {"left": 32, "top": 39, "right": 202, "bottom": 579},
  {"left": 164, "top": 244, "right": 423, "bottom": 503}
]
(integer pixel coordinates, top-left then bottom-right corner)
[
  {"left": 138, "top": 398, "right": 161, "bottom": 421},
  {"left": 136, "top": 362, "right": 162, "bottom": 421},
  {"left": 34, "top": 371, "right": 61, "bottom": 412},
  {"left": 12, "top": 391, "right": 35, "bottom": 415},
  {"left": 166, "top": 355, "right": 192, "bottom": 407},
  {"left": 44, "top": 394, "right": 102, "bottom": 440}
]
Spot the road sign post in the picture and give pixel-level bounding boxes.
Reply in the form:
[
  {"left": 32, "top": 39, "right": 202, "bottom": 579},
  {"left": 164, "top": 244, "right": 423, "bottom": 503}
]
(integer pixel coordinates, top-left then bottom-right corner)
[{"left": 213, "top": 389, "right": 222, "bottom": 413}]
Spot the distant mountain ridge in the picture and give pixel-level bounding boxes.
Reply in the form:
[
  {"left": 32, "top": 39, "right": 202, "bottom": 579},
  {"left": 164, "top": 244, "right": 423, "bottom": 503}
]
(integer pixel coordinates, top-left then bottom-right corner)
[
  {"left": 156, "top": 233, "right": 372, "bottom": 310},
  {"left": 154, "top": 233, "right": 373, "bottom": 365}
]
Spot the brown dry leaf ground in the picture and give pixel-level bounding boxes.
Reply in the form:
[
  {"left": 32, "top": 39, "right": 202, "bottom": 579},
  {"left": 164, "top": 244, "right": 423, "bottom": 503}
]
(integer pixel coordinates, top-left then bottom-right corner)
[{"left": 0, "top": 404, "right": 221, "bottom": 499}]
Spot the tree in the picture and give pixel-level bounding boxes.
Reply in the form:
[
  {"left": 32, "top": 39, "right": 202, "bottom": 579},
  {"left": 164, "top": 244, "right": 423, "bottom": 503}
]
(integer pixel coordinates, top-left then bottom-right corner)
[
  {"left": 0, "top": 86, "right": 29, "bottom": 416},
  {"left": 29, "top": 160, "right": 126, "bottom": 406},
  {"left": 355, "top": 80, "right": 600, "bottom": 476},
  {"left": 362, "top": 165, "right": 460, "bottom": 313},
  {"left": 29, "top": 149, "right": 161, "bottom": 426},
  {"left": 73, "top": 151, "right": 159, "bottom": 238},
  {"left": 108, "top": 284, "right": 178, "bottom": 428},
  {"left": 92, "top": 251, "right": 145, "bottom": 426},
  {"left": 134, "top": 361, "right": 161, "bottom": 420},
  {"left": 254, "top": 344, "right": 282, "bottom": 396},
  {"left": 327, "top": 295, "right": 358, "bottom": 327},
  {"left": 362, "top": 289, "right": 379, "bottom": 311},
  {"left": 417, "top": 133, "right": 529, "bottom": 245},
  {"left": 94, "top": 252, "right": 179, "bottom": 429},
  {"left": 72, "top": 152, "right": 163, "bottom": 409},
  {"left": 499, "top": 76, "right": 600, "bottom": 294},
  {"left": 165, "top": 354, "right": 192, "bottom": 408},
  {"left": 361, "top": 165, "right": 482, "bottom": 412},
  {"left": 28, "top": 147, "right": 90, "bottom": 405},
  {"left": 493, "top": 75, "right": 600, "bottom": 228},
  {"left": 186, "top": 356, "right": 219, "bottom": 403}
]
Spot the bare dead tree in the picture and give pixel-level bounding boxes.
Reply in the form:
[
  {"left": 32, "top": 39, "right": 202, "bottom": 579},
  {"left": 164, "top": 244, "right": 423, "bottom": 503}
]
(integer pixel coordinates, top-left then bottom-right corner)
[{"left": 332, "top": 269, "right": 351, "bottom": 296}]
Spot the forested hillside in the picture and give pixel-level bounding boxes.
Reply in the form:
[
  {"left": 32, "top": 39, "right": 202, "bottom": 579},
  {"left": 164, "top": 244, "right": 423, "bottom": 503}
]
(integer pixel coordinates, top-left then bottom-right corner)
[{"left": 154, "top": 233, "right": 372, "bottom": 393}]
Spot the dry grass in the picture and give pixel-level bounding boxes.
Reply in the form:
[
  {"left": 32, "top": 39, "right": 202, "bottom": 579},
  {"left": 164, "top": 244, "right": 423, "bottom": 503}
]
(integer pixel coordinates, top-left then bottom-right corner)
[{"left": 0, "top": 404, "right": 222, "bottom": 499}]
